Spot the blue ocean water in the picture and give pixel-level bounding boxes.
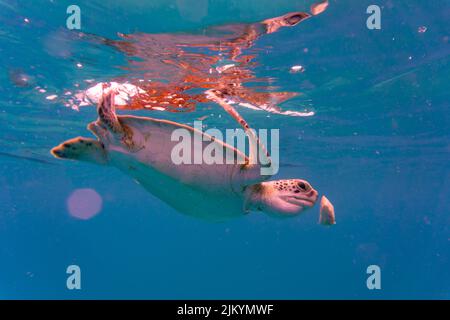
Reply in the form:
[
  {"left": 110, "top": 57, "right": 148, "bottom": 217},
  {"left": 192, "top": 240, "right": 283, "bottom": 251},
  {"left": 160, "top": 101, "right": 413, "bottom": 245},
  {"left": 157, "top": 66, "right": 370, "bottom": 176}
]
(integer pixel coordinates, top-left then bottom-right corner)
[{"left": 0, "top": 0, "right": 449, "bottom": 299}]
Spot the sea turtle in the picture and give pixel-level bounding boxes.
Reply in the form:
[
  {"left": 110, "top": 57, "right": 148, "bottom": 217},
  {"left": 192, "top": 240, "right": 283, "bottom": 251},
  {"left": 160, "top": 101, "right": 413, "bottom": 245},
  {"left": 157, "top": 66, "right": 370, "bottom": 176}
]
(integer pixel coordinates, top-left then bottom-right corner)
[{"left": 51, "top": 89, "right": 319, "bottom": 221}]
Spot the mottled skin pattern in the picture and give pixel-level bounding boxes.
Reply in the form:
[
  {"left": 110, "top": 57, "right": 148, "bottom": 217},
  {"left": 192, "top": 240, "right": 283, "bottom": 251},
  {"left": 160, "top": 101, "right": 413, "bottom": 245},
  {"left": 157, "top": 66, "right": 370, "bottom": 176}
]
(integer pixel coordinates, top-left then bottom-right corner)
[{"left": 274, "top": 179, "right": 312, "bottom": 194}]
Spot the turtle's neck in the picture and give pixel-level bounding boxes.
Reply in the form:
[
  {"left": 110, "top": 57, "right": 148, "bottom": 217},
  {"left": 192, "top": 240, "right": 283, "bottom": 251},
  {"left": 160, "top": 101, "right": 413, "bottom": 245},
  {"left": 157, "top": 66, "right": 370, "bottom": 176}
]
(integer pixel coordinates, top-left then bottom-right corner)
[{"left": 243, "top": 183, "right": 266, "bottom": 212}]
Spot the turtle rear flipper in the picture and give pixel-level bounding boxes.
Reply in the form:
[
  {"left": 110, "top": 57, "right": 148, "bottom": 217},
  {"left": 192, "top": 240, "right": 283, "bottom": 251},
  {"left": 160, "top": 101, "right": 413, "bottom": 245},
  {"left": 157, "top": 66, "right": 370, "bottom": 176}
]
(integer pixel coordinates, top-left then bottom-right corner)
[
  {"left": 97, "top": 90, "right": 142, "bottom": 152},
  {"left": 51, "top": 137, "right": 107, "bottom": 165},
  {"left": 98, "top": 89, "right": 124, "bottom": 135}
]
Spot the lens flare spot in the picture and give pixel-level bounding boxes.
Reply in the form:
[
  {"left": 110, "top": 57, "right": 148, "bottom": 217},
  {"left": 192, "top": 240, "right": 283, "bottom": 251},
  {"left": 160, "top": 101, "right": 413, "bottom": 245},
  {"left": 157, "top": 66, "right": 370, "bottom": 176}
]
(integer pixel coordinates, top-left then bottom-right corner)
[{"left": 67, "top": 188, "right": 103, "bottom": 220}]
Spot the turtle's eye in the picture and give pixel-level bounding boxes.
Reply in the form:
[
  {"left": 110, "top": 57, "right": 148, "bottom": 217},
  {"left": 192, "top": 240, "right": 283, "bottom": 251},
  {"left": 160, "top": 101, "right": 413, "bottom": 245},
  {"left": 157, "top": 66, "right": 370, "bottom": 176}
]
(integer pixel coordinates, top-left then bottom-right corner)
[
  {"left": 297, "top": 181, "right": 309, "bottom": 192},
  {"left": 284, "top": 13, "right": 309, "bottom": 26}
]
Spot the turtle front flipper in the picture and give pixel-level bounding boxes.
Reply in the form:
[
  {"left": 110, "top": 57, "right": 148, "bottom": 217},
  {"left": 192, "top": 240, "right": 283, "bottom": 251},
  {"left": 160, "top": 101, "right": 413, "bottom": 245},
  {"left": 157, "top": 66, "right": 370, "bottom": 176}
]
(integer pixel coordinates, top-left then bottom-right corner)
[
  {"left": 51, "top": 137, "right": 107, "bottom": 165},
  {"left": 205, "top": 89, "right": 273, "bottom": 176}
]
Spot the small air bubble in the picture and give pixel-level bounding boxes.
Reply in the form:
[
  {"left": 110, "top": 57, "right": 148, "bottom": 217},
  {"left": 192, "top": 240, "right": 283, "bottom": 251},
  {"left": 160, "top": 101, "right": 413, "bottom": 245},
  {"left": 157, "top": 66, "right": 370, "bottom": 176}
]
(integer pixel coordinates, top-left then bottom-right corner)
[
  {"left": 290, "top": 65, "right": 305, "bottom": 73},
  {"left": 46, "top": 94, "right": 58, "bottom": 100},
  {"left": 418, "top": 26, "right": 427, "bottom": 33}
]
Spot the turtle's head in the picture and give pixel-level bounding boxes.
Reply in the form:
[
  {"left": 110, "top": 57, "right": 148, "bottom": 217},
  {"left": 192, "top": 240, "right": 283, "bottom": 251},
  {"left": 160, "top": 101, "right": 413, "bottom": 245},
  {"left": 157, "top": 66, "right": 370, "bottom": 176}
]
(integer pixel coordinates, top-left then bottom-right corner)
[
  {"left": 262, "top": 12, "right": 311, "bottom": 34},
  {"left": 245, "top": 179, "right": 318, "bottom": 217},
  {"left": 279, "top": 12, "right": 311, "bottom": 26}
]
